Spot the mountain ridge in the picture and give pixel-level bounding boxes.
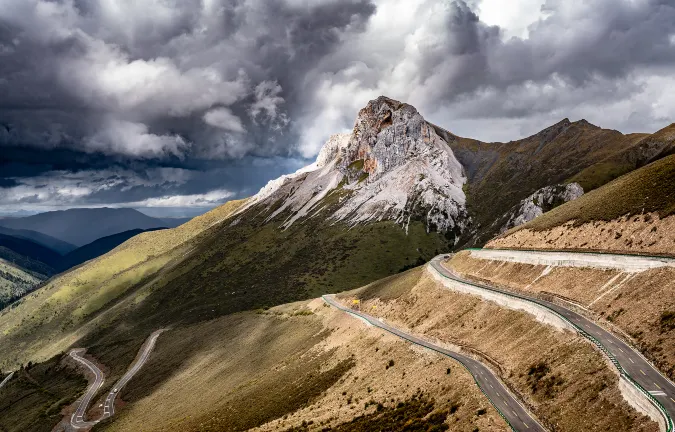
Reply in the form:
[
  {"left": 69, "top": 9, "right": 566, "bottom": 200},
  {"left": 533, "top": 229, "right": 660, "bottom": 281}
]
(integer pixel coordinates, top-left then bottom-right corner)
[
  {"left": 0, "top": 95, "right": 672, "bottom": 385},
  {"left": 0, "top": 208, "right": 177, "bottom": 247}
]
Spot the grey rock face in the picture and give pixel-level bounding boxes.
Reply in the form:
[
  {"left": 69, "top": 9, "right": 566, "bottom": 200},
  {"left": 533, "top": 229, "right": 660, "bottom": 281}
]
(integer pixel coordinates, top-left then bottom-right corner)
[
  {"left": 332, "top": 96, "right": 469, "bottom": 238},
  {"left": 245, "top": 96, "right": 470, "bottom": 239},
  {"left": 498, "top": 183, "right": 584, "bottom": 233}
]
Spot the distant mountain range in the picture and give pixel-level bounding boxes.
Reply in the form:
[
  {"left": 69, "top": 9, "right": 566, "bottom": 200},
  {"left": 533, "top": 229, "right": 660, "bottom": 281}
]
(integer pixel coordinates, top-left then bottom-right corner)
[
  {"left": 0, "top": 226, "right": 76, "bottom": 254},
  {"left": 0, "top": 209, "right": 193, "bottom": 310},
  {"left": 0, "top": 208, "right": 185, "bottom": 247}
]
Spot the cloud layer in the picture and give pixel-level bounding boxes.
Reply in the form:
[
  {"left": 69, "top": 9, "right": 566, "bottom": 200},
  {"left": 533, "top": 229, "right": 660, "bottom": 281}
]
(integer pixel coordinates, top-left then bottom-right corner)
[{"left": 1, "top": 0, "right": 674, "bottom": 214}]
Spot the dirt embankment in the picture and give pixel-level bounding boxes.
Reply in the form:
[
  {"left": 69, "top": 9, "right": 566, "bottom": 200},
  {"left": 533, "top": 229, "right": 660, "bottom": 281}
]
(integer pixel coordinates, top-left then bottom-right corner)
[
  {"left": 449, "top": 251, "right": 675, "bottom": 381},
  {"left": 100, "top": 298, "right": 505, "bottom": 432},
  {"left": 339, "top": 267, "right": 657, "bottom": 432},
  {"left": 489, "top": 213, "right": 675, "bottom": 256}
]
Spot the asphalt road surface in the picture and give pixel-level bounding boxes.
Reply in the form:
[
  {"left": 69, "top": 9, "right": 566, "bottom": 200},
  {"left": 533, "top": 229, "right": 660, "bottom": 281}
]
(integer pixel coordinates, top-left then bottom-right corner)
[
  {"left": 69, "top": 329, "right": 165, "bottom": 429},
  {"left": 0, "top": 371, "right": 14, "bottom": 391},
  {"left": 322, "top": 294, "right": 546, "bottom": 432},
  {"left": 431, "top": 254, "right": 675, "bottom": 430},
  {"left": 69, "top": 350, "right": 105, "bottom": 429},
  {"left": 104, "top": 329, "right": 165, "bottom": 418}
]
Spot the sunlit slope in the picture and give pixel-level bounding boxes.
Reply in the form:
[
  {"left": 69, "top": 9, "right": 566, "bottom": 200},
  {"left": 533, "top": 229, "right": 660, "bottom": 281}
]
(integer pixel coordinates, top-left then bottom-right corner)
[
  {"left": 0, "top": 257, "right": 44, "bottom": 309},
  {"left": 501, "top": 153, "right": 675, "bottom": 233},
  {"left": 0, "top": 192, "right": 448, "bottom": 369},
  {"left": 0, "top": 199, "right": 249, "bottom": 368}
]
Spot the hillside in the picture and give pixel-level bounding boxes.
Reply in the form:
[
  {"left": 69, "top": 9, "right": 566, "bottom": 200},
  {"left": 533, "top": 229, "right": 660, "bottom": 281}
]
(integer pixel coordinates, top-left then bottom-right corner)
[
  {"left": 0, "top": 97, "right": 672, "bottom": 431},
  {"left": 0, "top": 233, "right": 61, "bottom": 270},
  {"left": 0, "top": 233, "right": 58, "bottom": 311},
  {"left": 489, "top": 153, "right": 675, "bottom": 255},
  {"left": 0, "top": 267, "right": 657, "bottom": 432},
  {"left": 0, "top": 208, "right": 172, "bottom": 247},
  {"left": 95, "top": 299, "right": 506, "bottom": 432},
  {"left": 55, "top": 228, "right": 166, "bottom": 273},
  {"left": 335, "top": 267, "right": 657, "bottom": 431},
  {"left": 0, "top": 226, "right": 76, "bottom": 254},
  {"left": 0, "top": 256, "right": 46, "bottom": 310},
  {"left": 445, "top": 119, "right": 654, "bottom": 246}
]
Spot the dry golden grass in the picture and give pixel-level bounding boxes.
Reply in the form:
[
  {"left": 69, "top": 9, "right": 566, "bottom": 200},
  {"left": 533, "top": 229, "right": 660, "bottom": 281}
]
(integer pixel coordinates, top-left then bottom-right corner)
[
  {"left": 98, "top": 300, "right": 505, "bottom": 432},
  {"left": 489, "top": 212, "right": 675, "bottom": 256}
]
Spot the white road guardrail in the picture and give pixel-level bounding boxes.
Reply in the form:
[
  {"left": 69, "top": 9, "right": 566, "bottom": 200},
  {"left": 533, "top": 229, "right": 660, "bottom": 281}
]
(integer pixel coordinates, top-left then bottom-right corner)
[{"left": 430, "top": 256, "right": 673, "bottom": 432}]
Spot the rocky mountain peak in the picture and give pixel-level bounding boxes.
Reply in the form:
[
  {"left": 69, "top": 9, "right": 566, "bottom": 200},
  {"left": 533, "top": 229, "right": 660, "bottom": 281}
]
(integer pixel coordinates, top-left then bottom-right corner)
[
  {"left": 339, "top": 96, "right": 439, "bottom": 182},
  {"left": 241, "top": 96, "right": 469, "bottom": 239}
]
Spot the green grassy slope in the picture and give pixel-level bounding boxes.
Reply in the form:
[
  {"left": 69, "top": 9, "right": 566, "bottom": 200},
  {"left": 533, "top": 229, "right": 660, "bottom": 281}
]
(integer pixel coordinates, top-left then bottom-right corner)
[
  {"left": 508, "top": 153, "right": 675, "bottom": 232},
  {"left": 449, "top": 119, "right": 650, "bottom": 245},
  {"left": 55, "top": 228, "right": 165, "bottom": 272},
  {"left": 0, "top": 188, "right": 449, "bottom": 371},
  {"left": 568, "top": 123, "right": 675, "bottom": 190},
  {"left": 0, "top": 256, "right": 46, "bottom": 310}
]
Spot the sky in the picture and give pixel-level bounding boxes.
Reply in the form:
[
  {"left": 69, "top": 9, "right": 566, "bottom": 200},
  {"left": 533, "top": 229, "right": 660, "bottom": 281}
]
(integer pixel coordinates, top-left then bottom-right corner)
[{"left": 1, "top": 0, "right": 674, "bottom": 217}]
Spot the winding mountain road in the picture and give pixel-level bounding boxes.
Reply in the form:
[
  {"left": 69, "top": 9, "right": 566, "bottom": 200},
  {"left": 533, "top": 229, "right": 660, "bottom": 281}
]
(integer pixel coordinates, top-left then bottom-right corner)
[
  {"left": 0, "top": 371, "right": 14, "bottom": 391},
  {"left": 69, "top": 329, "right": 165, "bottom": 429},
  {"left": 322, "top": 294, "right": 546, "bottom": 432},
  {"left": 69, "top": 350, "right": 105, "bottom": 428},
  {"left": 431, "top": 254, "right": 675, "bottom": 432}
]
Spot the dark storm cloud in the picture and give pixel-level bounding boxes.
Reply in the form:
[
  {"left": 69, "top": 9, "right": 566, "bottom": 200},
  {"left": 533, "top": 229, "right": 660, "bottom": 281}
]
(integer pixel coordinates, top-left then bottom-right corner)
[
  {"left": 0, "top": 0, "right": 377, "bottom": 159},
  {"left": 0, "top": 0, "right": 674, "bottom": 213}
]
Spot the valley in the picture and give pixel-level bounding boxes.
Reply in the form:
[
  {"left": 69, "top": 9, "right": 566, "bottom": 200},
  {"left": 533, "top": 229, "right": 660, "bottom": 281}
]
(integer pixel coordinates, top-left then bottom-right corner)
[{"left": 0, "top": 96, "right": 673, "bottom": 432}]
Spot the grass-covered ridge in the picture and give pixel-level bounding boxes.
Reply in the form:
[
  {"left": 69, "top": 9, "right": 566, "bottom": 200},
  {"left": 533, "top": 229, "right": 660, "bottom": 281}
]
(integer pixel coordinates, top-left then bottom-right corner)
[
  {"left": 449, "top": 119, "right": 649, "bottom": 246},
  {"left": 0, "top": 186, "right": 450, "bottom": 370},
  {"left": 511, "top": 153, "right": 675, "bottom": 232},
  {"left": 0, "top": 256, "right": 46, "bottom": 310}
]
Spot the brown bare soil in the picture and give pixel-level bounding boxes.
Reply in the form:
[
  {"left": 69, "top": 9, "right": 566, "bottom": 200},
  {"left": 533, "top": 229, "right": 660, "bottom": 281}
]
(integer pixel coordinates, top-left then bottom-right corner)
[
  {"left": 449, "top": 251, "right": 675, "bottom": 380},
  {"left": 489, "top": 213, "right": 675, "bottom": 256},
  {"left": 338, "top": 267, "right": 658, "bottom": 432}
]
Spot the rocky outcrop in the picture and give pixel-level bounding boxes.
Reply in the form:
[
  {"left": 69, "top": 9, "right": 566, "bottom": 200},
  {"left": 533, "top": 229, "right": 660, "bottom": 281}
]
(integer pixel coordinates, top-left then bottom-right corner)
[
  {"left": 333, "top": 97, "right": 468, "bottom": 237},
  {"left": 497, "top": 183, "right": 584, "bottom": 234},
  {"left": 242, "top": 96, "right": 469, "bottom": 241}
]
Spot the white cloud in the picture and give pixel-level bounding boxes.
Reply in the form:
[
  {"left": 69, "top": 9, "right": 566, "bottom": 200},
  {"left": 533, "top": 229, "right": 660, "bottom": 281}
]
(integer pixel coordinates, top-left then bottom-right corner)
[
  {"left": 476, "top": 0, "right": 547, "bottom": 39},
  {"left": 249, "top": 81, "right": 289, "bottom": 128},
  {"left": 85, "top": 119, "right": 190, "bottom": 158},
  {"left": 203, "top": 108, "right": 246, "bottom": 133},
  {"left": 130, "top": 189, "right": 235, "bottom": 207},
  {"left": 59, "top": 38, "right": 248, "bottom": 118}
]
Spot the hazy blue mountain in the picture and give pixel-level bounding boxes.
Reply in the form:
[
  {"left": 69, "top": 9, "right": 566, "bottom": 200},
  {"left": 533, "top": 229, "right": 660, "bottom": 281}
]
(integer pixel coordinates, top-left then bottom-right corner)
[
  {"left": 0, "top": 208, "right": 172, "bottom": 247},
  {"left": 0, "top": 234, "right": 61, "bottom": 271},
  {"left": 0, "top": 226, "right": 76, "bottom": 254}
]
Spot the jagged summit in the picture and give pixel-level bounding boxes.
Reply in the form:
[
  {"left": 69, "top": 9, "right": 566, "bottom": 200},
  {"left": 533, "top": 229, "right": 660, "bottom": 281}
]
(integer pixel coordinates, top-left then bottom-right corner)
[{"left": 242, "top": 96, "right": 469, "bottom": 239}]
